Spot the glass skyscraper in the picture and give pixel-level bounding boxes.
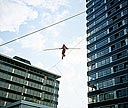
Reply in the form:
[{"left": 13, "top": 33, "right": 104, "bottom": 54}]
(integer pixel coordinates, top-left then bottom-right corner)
[
  {"left": 0, "top": 54, "right": 60, "bottom": 108},
  {"left": 86, "top": 0, "right": 128, "bottom": 108}
]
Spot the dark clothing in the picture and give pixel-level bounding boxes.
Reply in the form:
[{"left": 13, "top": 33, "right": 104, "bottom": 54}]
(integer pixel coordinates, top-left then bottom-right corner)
[{"left": 62, "top": 44, "right": 68, "bottom": 59}]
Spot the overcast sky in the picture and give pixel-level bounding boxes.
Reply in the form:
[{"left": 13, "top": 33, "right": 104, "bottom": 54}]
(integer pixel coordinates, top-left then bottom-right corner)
[{"left": 0, "top": 0, "right": 88, "bottom": 108}]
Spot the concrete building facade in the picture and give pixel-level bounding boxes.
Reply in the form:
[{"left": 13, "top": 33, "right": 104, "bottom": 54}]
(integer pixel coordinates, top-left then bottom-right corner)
[{"left": 0, "top": 54, "right": 60, "bottom": 108}]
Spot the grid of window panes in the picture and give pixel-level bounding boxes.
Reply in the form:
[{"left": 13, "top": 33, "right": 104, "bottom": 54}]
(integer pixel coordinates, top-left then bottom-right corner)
[
  {"left": 88, "top": 61, "right": 128, "bottom": 82},
  {"left": 88, "top": 73, "right": 128, "bottom": 92},
  {"left": 0, "top": 60, "right": 60, "bottom": 108},
  {"left": 89, "top": 87, "right": 128, "bottom": 104},
  {"left": 87, "top": 0, "right": 128, "bottom": 37},
  {"left": 87, "top": 0, "right": 128, "bottom": 107},
  {"left": 87, "top": 29, "right": 127, "bottom": 54},
  {"left": 93, "top": 103, "right": 128, "bottom": 108}
]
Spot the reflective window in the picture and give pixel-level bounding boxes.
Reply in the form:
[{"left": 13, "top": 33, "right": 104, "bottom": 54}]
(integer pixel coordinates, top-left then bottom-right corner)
[
  {"left": 123, "top": 9, "right": 128, "bottom": 16},
  {"left": 118, "top": 103, "right": 128, "bottom": 108},
  {"left": 96, "top": 38, "right": 108, "bottom": 49},
  {"left": 88, "top": 54, "right": 96, "bottom": 61},
  {"left": 10, "top": 84, "right": 23, "bottom": 92},
  {"left": 104, "top": 92, "right": 114, "bottom": 100},
  {"left": 0, "top": 90, "right": 7, "bottom": 97},
  {"left": 0, "top": 72, "right": 11, "bottom": 80},
  {"left": 97, "top": 48, "right": 109, "bottom": 58},
  {"left": 88, "top": 45, "right": 95, "bottom": 52},
  {"left": 98, "top": 79, "right": 114, "bottom": 89},
  {"left": 95, "top": 14, "right": 106, "bottom": 25},
  {"left": 99, "top": 91, "right": 114, "bottom": 102},
  {"left": 110, "top": 29, "right": 125, "bottom": 42},
  {"left": 115, "top": 74, "right": 128, "bottom": 84},
  {"left": 89, "top": 73, "right": 96, "bottom": 81},
  {"left": 95, "top": 7, "right": 105, "bottom": 17},
  {"left": 99, "top": 94, "right": 104, "bottom": 101},
  {"left": 97, "top": 57, "right": 110, "bottom": 68},
  {"left": 12, "top": 76, "right": 26, "bottom": 85},
  {"left": 98, "top": 82, "right": 103, "bottom": 89},
  {"left": 96, "top": 30, "right": 107, "bottom": 40},
  {"left": 0, "top": 63, "right": 13, "bottom": 72},
  {"left": 111, "top": 39, "right": 127, "bottom": 51},
  {"left": 14, "top": 69, "right": 26, "bottom": 77},
  {"left": 112, "top": 50, "right": 127, "bottom": 61},
  {"left": 116, "top": 88, "right": 128, "bottom": 98},
  {"left": 0, "top": 81, "right": 9, "bottom": 89}
]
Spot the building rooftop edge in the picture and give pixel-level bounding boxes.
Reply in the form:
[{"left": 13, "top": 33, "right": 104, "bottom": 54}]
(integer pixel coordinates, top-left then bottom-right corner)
[{"left": 0, "top": 53, "right": 61, "bottom": 79}]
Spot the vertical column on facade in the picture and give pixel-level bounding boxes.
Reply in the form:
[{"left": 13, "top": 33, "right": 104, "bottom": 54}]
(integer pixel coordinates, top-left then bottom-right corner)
[
  {"left": 112, "top": 78, "right": 115, "bottom": 86},
  {"left": 120, "top": 3, "right": 122, "bottom": 8},
  {"left": 109, "top": 45, "right": 111, "bottom": 53},
  {"left": 4, "top": 68, "right": 15, "bottom": 106},
  {"left": 106, "top": 20, "right": 108, "bottom": 26},
  {"left": 111, "top": 67, "right": 114, "bottom": 74},
  {"left": 121, "top": 11, "right": 123, "bottom": 17},
  {"left": 95, "top": 44, "right": 96, "bottom": 51},
  {"left": 96, "top": 73, "right": 98, "bottom": 79},
  {"left": 124, "top": 28, "right": 128, "bottom": 45},
  {"left": 115, "top": 105, "right": 118, "bottom": 108},
  {"left": 124, "top": 28, "right": 127, "bottom": 35},
  {"left": 51, "top": 80, "right": 56, "bottom": 107},
  {"left": 97, "top": 94, "right": 99, "bottom": 102},
  {"left": 105, "top": 6, "right": 107, "bottom": 11},
  {"left": 108, "top": 37, "right": 110, "bottom": 43},
  {"left": 109, "top": 38, "right": 113, "bottom": 63},
  {"left": 106, "top": 12, "right": 108, "bottom": 18},
  {"left": 114, "top": 90, "right": 117, "bottom": 99}
]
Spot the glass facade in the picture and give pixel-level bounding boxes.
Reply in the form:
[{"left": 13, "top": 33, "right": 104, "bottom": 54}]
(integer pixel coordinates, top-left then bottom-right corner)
[
  {"left": 86, "top": 0, "right": 128, "bottom": 107},
  {"left": 0, "top": 54, "right": 60, "bottom": 108}
]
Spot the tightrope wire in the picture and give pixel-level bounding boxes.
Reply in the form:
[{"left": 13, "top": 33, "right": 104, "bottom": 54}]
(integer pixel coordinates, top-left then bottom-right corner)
[{"left": 0, "top": 11, "right": 85, "bottom": 47}]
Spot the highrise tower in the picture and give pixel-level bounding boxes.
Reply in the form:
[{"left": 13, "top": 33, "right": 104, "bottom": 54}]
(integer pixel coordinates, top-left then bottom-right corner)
[{"left": 86, "top": 0, "right": 128, "bottom": 107}]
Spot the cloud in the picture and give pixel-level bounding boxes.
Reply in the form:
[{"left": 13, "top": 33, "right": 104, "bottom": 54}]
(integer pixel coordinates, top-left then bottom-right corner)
[
  {"left": 0, "top": 38, "right": 4, "bottom": 44},
  {"left": 17, "top": 32, "right": 46, "bottom": 52},
  {"left": 0, "top": 37, "right": 15, "bottom": 54},
  {"left": 4, "top": 46, "right": 15, "bottom": 53},
  {"left": 41, "top": 9, "right": 69, "bottom": 27},
  {"left": 0, "top": 0, "right": 38, "bottom": 32},
  {"left": 40, "top": 10, "right": 69, "bottom": 40},
  {"left": 41, "top": 0, "right": 68, "bottom": 12},
  {"left": 23, "top": 0, "right": 68, "bottom": 12},
  {"left": 0, "top": 0, "right": 69, "bottom": 32},
  {"left": 22, "top": 0, "right": 43, "bottom": 7},
  {"left": 34, "top": 62, "right": 45, "bottom": 69}
]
